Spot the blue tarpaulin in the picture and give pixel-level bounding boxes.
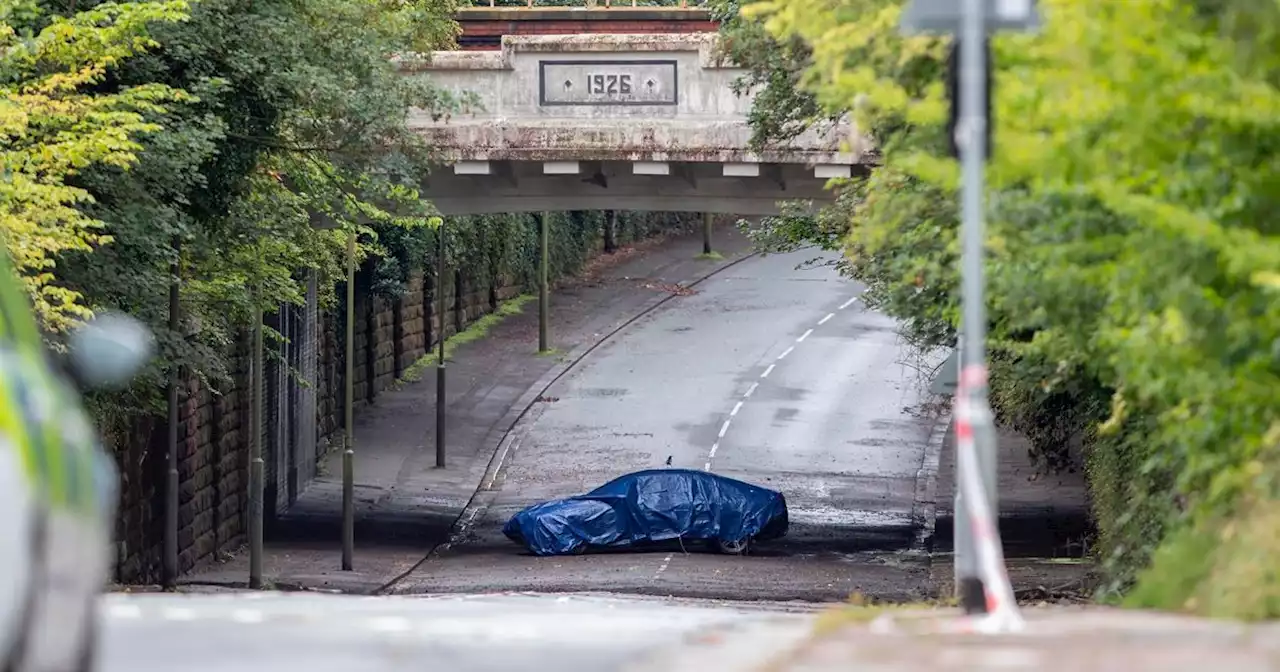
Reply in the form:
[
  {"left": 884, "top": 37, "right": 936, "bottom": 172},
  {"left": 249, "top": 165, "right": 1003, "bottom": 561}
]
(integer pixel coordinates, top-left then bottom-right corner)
[{"left": 502, "top": 469, "right": 789, "bottom": 556}]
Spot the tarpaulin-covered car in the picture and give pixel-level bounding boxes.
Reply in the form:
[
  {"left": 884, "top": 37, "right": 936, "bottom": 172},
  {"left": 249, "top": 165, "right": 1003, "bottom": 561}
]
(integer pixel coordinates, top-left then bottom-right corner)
[{"left": 502, "top": 469, "right": 789, "bottom": 556}]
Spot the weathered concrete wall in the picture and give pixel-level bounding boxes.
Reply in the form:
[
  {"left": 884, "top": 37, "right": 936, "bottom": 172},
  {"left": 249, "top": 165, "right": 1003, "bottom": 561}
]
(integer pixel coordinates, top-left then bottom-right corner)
[
  {"left": 402, "top": 34, "right": 866, "bottom": 163},
  {"left": 398, "top": 34, "right": 870, "bottom": 215}
]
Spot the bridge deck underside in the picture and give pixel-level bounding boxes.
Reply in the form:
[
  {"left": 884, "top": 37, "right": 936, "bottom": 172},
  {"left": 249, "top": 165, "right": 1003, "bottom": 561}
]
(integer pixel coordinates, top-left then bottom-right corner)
[{"left": 421, "top": 159, "right": 857, "bottom": 216}]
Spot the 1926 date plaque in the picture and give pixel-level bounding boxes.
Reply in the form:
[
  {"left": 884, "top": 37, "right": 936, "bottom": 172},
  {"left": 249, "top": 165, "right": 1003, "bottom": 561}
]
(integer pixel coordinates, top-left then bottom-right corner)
[{"left": 538, "top": 60, "right": 678, "bottom": 106}]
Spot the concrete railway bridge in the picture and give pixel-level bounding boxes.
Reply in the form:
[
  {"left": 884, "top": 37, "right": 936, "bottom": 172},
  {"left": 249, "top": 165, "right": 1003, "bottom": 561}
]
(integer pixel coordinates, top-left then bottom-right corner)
[{"left": 404, "top": 4, "right": 871, "bottom": 216}]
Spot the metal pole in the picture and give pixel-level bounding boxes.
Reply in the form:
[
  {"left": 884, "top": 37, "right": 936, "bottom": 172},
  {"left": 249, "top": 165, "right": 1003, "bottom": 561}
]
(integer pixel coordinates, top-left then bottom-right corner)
[
  {"left": 953, "top": 331, "right": 979, "bottom": 603},
  {"left": 341, "top": 228, "right": 356, "bottom": 571},
  {"left": 956, "top": 0, "right": 997, "bottom": 614},
  {"left": 248, "top": 296, "right": 264, "bottom": 589},
  {"left": 538, "top": 212, "right": 550, "bottom": 353},
  {"left": 163, "top": 240, "right": 181, "bottom": 589},
  {"left": 702, "top": 212, "right": 713, "bottom": 255},
  {"left": 435, "top": 221, "right": 446, "bottom": 469}
]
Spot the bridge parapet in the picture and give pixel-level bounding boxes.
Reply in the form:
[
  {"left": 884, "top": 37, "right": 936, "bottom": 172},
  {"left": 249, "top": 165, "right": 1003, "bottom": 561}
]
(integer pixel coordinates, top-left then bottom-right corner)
[
  {"left": 455, "top": 5, "right": 718, "bottom": 48},
  {"left": 398, "top": 34, "right": 870, "bottom": 215}
]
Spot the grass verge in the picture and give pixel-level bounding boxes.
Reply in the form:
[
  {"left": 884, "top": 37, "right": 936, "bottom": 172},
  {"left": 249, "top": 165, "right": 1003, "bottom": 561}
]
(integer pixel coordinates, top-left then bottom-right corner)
[{"left": 810, "top": 594, "right": 957, "bottom": 635}]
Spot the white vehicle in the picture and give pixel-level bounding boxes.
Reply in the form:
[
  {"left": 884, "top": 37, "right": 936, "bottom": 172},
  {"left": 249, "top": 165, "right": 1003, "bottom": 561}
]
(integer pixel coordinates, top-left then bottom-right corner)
[{"left": 0, "top": 266, "right": 153, "bottom": 672}]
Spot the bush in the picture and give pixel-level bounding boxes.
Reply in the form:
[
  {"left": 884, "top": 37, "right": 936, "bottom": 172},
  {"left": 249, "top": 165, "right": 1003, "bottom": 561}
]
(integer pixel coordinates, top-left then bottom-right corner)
[{"left": 728, "top": 0, "right": 1280, "bottom": 616}]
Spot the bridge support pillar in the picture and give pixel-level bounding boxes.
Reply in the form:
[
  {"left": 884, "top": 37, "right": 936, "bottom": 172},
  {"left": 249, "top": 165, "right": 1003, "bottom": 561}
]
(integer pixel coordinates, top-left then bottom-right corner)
[
  {"left": 603, "top": 210, "right": 617, "bottom": 254},
  {"left": 702, "top": 212, "right": 713, "bottom": 255},
  {"left": 538, "top": 211, "right": 550, "bottom": 353}
]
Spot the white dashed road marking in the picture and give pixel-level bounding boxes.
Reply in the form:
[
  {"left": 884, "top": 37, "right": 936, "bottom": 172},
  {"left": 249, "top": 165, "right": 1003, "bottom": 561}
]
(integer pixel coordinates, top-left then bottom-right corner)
[
  {"left": 653, "top": 553, "right": 675, "bottom": 580},
  {"left": 701, "top": 294, "right": 859, "bottom": 476}
]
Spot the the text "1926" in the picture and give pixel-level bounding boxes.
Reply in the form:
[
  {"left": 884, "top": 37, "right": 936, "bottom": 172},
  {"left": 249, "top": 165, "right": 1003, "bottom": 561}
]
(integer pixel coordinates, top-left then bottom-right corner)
[{"left": 587, "top": 74, "right": 633, "bottom": 95}]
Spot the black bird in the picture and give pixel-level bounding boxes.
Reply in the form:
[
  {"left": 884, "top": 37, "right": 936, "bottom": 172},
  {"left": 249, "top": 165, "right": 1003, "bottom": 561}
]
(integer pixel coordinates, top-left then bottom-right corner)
[{"left": 664, "top": 455, "right": 673, "bottom": 466}]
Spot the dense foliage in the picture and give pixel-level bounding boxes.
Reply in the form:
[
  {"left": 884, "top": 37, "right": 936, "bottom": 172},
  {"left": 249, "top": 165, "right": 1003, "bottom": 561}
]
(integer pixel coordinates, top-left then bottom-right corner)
[
  {"left": 4, "top": 0, "right": 709, "bottom": 440},
  {"left": 3, "top": 0, "right": 467, "bottom": 427},
  {"left": 720, "top": 0, "right": 1280, "bottom": 617}
]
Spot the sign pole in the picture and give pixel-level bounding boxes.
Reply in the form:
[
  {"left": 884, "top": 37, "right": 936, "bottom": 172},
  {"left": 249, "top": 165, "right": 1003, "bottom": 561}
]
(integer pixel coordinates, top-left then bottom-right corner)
[
  {"left": 955, "top": 0, "right": 998, "bottom": 614},
  {"left": 341, "top": 228, "right": 356, "bottom": 571},
  {"left": 436, "top": 221, "right": 447, "bottom": 469}
]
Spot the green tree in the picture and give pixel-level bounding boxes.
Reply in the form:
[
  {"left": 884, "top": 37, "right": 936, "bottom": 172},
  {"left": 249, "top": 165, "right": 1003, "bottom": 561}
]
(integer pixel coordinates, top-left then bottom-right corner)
[
  {"left": 732, "top": 0, "right": 1280, "bottom": 616},
  {"left": 0, "top": 0, "right": 189, "bottom": 331},
  {"left": 41, "top": 0, "right": 466, "bottom": 419}
]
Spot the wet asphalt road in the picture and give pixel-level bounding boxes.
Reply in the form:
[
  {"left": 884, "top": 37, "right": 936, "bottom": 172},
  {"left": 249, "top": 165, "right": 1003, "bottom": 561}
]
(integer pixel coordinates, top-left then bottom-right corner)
[
  {"left": 394, "top": 250, "right": 942, "bottom": 602},
  {"left": 100, "top": 591, "right": 811, "bottom": 672}
]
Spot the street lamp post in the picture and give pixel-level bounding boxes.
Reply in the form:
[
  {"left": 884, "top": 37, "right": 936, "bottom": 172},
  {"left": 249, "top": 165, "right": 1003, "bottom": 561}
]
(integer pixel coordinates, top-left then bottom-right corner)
[
  {"left": 341, "top": 227, "right": 356, "bottom": 571},
  {"left": 248, "top": 296, "right": 264, "bottom": 588},
  {"left": 901, "top": 0, "right": 1041, "bottom": 621},
  {"left": 163, "top": 239, "right": 181, "bottom": 590},
  {"left": 436, "top": 221, "right": 447, "bottom": 469}
]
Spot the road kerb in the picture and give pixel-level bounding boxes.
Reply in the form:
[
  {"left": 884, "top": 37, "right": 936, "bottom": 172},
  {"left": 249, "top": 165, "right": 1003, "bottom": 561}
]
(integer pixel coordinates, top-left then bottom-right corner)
[{"left": 911, "top": 399, "right": 951, "bottom": 554}]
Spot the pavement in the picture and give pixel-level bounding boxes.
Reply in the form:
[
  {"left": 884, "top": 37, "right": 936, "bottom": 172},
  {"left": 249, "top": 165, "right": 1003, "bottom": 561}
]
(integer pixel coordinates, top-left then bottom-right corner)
[
  {"left": 181, "top": 223, "right": 762, "bottom": 594},
  {"left": 622, "top": 603, "right": 1280, "bottom": 672},
  {"left": 97, "top": 591, "right": 809, "bottom": 672},
  {"left": 930, "top": 423, "right": 1095, "bottom": 600},
  {"left": 388, "top": 245, "right": 945, "bottom": 602},
  {"left": 99, "top": 591, "right": 1280, "bottom": 671}
]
